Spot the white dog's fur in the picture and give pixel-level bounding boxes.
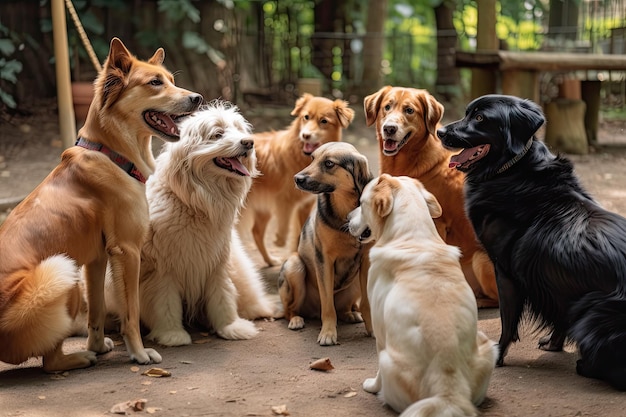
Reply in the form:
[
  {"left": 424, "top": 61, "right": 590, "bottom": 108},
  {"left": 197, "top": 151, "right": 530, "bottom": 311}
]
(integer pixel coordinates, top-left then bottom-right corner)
[
  {"left": 108, "top": 101, "right": 279, "bottom": 346},
  {"left": 348, "top": 174, "right": 498, "bottom": 417}
]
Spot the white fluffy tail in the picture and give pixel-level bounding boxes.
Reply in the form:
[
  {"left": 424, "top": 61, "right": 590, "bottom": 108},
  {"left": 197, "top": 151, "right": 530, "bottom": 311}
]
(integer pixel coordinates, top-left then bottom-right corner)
[
  {"left": 400, "top": 395, "right": 477, "bottom": 417},
  {"left": 1, "top": 254, "right": 80, "bottom": 330},
  {"left": 0, "top": 254, "right": 82, "bottom": 364}
]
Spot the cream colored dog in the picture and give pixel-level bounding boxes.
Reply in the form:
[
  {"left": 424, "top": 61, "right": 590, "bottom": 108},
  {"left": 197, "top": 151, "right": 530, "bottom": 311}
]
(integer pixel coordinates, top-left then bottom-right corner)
[
  {"left": 348, "top": 174, "right": 498, "bottom": 417},
  {"left": 107, "top": 102, "right": 279, "bottom": 346}
]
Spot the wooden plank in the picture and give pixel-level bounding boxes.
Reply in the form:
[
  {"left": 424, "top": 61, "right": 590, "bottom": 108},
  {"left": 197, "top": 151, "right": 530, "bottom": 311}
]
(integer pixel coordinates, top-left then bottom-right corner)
[{"left": 456, "top": 50, "right": 626, "bottom": 72}]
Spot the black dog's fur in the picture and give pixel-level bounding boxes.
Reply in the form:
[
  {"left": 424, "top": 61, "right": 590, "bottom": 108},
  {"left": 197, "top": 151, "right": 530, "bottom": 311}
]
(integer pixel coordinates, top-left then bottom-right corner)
[{"left": 437, "top": 94, "right": 626, "bottom": 390}]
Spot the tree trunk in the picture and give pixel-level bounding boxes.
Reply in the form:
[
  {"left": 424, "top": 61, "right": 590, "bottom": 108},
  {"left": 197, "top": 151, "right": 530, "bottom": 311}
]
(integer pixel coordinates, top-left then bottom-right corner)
[
  {"left": 434, "top": 1, "right": 461, "bottom": 102},
  {"left": 360, "top": 0, "right": 388, "bottom": 97}
]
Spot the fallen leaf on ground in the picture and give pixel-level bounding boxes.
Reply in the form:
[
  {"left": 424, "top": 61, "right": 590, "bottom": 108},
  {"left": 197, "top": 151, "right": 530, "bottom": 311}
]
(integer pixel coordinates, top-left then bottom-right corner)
[
  {"left": 309, "top": 357, "right": 334, "bottom": 371},
  {"left": 110, "top": 398, "right": 147, "bottom": 414},
  {"left": 344, "top": 391, "right": 357, "bottom": 398},
  {"left": 271, "top": 404, "right": 290, "bottom": 415},
  {"left": 130, "top": 366, "right": 140, "bottom": 373},
  {"left": 142, "top": 368, "right": 171, "bottom": 378}
]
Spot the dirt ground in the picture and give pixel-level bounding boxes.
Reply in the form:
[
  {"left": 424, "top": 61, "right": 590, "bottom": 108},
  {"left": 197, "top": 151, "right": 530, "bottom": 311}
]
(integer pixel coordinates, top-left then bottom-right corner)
[{"left": 2, "top": 98, "right": 626, "bottom": 417}]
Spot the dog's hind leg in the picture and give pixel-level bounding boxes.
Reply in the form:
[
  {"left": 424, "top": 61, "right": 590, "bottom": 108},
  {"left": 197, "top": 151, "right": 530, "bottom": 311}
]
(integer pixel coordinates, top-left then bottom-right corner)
[
  {"left": 84, "top": 256, "right": 114, "bottom": 356},
  {"left": 537, "top": 330, "right": 565, "bottom": 351},
  {"left": 472, "top": 250, "right": 499, "bottom": 308},
  {"left": 251, "top": 210, "right": 280, "bottom": 266},
  {"left": 494, "top": 268, "right": 524, "bottom": 365},
  {"left": 278, "top": 254, "right": 307, "bottom": 330},
  {"left": 42, "top": 340, "right": 97, "bottom": 373},
  {"left": 105, "top": 245, "right": 161, "bottom": 364}
]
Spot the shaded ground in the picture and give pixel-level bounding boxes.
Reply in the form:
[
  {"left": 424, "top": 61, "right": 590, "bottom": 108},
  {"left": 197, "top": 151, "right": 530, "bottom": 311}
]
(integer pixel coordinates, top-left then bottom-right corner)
[{"left": 2, "top": 98, "right": 626, "bottom": 416}]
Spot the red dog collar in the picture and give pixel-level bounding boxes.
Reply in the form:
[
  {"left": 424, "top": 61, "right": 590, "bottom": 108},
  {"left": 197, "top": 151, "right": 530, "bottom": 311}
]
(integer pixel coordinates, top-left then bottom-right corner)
[{"left": 75, "top": 137, "right": 147, "bottom": 183}]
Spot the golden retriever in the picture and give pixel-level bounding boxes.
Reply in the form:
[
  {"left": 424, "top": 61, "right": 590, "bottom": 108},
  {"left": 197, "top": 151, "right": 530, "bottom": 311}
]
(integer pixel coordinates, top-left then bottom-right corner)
[
  {"left": 364, "top": 86, "right": 499, "bottom": 308},
  {"left": 278, "top": 142, "right": 373, "bottom": 345},
  {"left": 348, "top": 174, "right": 498, "bottom": 416},
  {"left": 240, "top": 94, "right": 355, "bottom": 266},
  {"left": 106, "top": 101, "right": 280, "bottom": 346},
  {"left": 0, "top": 38, "right": 202, "bottom": 372}
]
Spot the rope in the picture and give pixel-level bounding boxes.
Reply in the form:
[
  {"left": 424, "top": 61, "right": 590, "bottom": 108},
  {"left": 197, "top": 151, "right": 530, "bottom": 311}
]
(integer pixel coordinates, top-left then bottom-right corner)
[{"left": 64, "top": 0, "right": 102, "bottom": 73}]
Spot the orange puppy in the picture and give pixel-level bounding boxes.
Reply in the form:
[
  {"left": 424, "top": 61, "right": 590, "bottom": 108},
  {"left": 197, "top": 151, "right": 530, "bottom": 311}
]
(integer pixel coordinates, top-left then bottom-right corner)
[{"left": 241, "top": 93, "right": 355, "bottom": 266}]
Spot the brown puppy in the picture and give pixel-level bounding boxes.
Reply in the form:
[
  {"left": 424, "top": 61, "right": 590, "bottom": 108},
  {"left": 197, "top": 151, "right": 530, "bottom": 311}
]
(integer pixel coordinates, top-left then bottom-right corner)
[
  {"left": 278, "top": 142, "right": 373, "bottom": 345},
  {"left": 241, "top": 94, "right": 355, "bottom": 266},
  {"left": 0, "top": 38, "right": 202, "bottom": 372},
  {"left": 364, "top": 86, "right": 498, "bottom": 307}
]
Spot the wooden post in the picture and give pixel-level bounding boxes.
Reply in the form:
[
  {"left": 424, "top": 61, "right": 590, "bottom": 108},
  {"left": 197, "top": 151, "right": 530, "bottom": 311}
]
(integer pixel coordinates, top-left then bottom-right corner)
[
  {"left": 51, "top": 0, "right": 76, "bottom": 149},
  {"left": 471, "top": 0, "right": 498, "bottom": 99}
]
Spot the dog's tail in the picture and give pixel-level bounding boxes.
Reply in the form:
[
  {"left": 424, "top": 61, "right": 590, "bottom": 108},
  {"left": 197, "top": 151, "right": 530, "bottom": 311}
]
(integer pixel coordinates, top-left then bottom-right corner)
[
  {"left": 400, "top": 395, "right": 477, "bottom": 417},
  {"left": 569, "top": 288, "right": 626, "bottom": 391},
  {"left": 0, "top": 254, "right": 82, "bottom": 356}
]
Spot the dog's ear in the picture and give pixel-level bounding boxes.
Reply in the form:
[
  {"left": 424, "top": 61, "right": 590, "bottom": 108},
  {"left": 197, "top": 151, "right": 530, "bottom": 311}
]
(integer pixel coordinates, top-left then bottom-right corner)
[
  {"left": 363, "top": 86, "right": 392, "bottom": 127},
  {"left": 98, "top": 38, "right": 134, "bottom": 109},
  {"left": 333, "top": 99, "right": 355, "bottom": 128},
  {"left": 372, "top": 174, "right": 395, "bottom": 218},
  {"left": 352, "top": 154, "right": 373, "bottom": 196},
  {"left": 148, "top": 47, "right": 165, "bottom": 66},
  {"left": 505, "top": 98, "right": 545, "bottom": 153},
  {"left": 416, "top": 181, "right": 442, "bottom": 219},
  {"left": 291, "top": 93, "right": 313, "bottom": 116},
  {"left": 418, "top": 91, "right": 444, "bottom": 136}
]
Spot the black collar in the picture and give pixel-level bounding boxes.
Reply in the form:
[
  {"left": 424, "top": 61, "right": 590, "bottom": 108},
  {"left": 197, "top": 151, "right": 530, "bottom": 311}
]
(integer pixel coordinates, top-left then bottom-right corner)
[
  {"left": 75, "top": 137, "right": 147, "bottom": 183},
  {"left": 493, "top": 137, "right": 534, "bottom": 176}
]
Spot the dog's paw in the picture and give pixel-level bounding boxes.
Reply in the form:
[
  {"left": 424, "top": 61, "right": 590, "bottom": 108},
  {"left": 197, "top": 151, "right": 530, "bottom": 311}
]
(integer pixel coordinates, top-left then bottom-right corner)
[
  {"left": 131, "top": 348, "right": 162, "bottom": 365},
  {"left": 148, "top": 329, "right": 192, "bottom": 347},
  {"left": 341, "top": 311, "right": 363, "bottom": 323},
  {"left": 88, "top": 336, "right": 114, "bottom": 354},
  {"left": 288, "top": 316, "right": 305, "bottom": 330},
  {"left": 317, "top": 329, "right": 338, "bottom": 346},
  {"left": 217, "top": 318, "right": 258, "bottom": 340},
  {"left": 363, "top": 377, "right": 380, "bottom": 393}
]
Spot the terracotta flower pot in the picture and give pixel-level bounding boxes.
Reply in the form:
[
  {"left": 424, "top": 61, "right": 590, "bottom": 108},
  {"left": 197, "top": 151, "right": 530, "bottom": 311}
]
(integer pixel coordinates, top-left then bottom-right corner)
[{"left": 71, "top": 81, "right": 94, "bottom": 124}]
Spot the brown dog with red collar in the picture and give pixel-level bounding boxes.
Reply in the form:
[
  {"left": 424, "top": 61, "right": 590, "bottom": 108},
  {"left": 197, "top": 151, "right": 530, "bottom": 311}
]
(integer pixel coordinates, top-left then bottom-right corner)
[{"left": 0, "top": 38, "right": 202, "bottom": 372}]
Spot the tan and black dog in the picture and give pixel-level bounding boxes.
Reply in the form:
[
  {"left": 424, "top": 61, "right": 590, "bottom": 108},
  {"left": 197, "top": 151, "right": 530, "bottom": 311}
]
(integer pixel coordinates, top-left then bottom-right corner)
[
  {"left": 0, "top": 38, "right": 202, "bottom": 372},
  {"left": 278, "top": 142, "right": 373, "bottom": 345}
]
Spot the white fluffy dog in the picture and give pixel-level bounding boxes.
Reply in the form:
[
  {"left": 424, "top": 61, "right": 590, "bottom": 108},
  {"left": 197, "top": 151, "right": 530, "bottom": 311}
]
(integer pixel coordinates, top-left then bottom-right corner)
[
  {"left": 110, "top": 101, "right": 279, "bottom": 347},
  {"left": 348, "top": 174, "right": 498, "bottom": 417}
]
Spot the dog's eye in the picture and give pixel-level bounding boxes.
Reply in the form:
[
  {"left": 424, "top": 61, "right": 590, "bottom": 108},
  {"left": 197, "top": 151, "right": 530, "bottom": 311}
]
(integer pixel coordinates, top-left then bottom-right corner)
[
  {"left": 320, "top": 118, "right": 328, "bottom": 124},
  {"left": 405, "top": 107, "right": 414, "bottom": 115},
  {"left": 148, "top": 78, "right": 163, "bottom": 86},
  {"left": 304, "top": 115, "right": 310, "bottom": 120},
  {"left": 384, "top": 104, "right": 391, "bottom": 111},
  {"left": 475, "top": 114, "right": 483, "bottom": 122},
  {"left": 213, "top": 130, "right": 224, "bottom": 140},
  {"left": 324, "top": 160, "right": 335, "bottom": 169}
]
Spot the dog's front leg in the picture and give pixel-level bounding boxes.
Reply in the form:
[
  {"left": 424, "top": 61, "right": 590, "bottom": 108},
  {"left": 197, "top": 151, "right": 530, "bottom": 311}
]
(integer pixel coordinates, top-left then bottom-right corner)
[
  {"left": 359, "top": 250, "right": 373, "bottom": 336},
  {"left": 494, "top": 267, "right": 523, "bottom": 366},
  {"left": 84, "top": 256, "right": 114, "bottom": 355},
  {"left": 316, "top": 261, "right": 338, "bottom": 345},
  {"left": 108, "top": 245, "right": 161, "bottom": 364}
]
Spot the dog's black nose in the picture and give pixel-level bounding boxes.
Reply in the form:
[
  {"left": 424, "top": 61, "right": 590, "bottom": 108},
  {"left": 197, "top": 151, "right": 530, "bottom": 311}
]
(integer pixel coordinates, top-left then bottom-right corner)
[
  {"left": 188, "top": 94, "right": 204, "bottom": 109},
  {"left": 436, "top": 126, "right": 446, "bottom": 139},
  {"left": 383, "top": 124, "right": 397, "bottom": 136},
  {"left": 241, "top": 139, "right": 254, "bottom": 150},
  {"left": 294, "top": 174, "right": 306, "bottom": 186}
]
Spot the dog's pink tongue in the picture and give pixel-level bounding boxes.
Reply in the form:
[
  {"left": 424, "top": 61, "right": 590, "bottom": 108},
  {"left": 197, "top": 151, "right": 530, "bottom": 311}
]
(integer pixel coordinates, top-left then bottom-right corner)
[
  {"left": 303, "top": 142, "right": 319, "bottom": 154},
  {"left": 384, "top": 139, "right": 398, "bottom": 152},
  {"left": 226, "top": 157, "right": 250, "bottom": 176},
  {"left": 449, "top": 147, "right": 477, "bottom": 169}
]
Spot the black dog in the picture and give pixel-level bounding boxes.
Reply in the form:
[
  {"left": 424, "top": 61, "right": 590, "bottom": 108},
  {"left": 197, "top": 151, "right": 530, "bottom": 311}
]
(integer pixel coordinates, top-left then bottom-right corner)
[{"left": 437, "top": 94, "right": 626, "bottom": 390}]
